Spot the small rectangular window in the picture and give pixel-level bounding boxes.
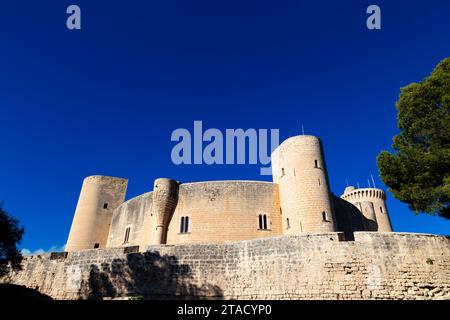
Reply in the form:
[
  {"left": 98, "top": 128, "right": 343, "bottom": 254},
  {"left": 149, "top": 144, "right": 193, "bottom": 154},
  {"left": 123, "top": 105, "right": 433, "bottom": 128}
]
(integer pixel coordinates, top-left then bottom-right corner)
[
  {"left": 94, "top": 243, "right": 99, "bottom": 249},
  {"left": 103, "top": 203, "right": 108, "bottom": 209}
]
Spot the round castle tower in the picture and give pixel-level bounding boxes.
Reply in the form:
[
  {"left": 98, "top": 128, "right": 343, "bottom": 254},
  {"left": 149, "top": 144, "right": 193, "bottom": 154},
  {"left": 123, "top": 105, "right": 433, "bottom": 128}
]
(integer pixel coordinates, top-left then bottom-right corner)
[
  {"left": 271, "top": 135, "right": 336, "bottom": 234},
  {"left": 65, "top": 175, "right": 128, "bottom": 252},
  {"left": 341, "top": 187, "right": 392, "bottom": 232},
  {"left": 152, "top": 178, "right": 180, "bottom": 244}
]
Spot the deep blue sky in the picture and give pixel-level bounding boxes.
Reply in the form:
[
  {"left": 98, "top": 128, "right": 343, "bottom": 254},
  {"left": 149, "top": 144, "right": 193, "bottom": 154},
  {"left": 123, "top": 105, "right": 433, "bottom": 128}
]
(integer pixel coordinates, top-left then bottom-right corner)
[{"left": 1, "top": 0, "right": 449, "bottom": 253}]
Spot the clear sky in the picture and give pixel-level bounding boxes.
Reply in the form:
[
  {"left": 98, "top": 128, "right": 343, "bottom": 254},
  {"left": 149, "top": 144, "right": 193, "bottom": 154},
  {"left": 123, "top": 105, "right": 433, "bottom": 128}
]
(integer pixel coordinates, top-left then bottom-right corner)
[{"left": 0, "top": 0, "right": 449, "bottom": 253}]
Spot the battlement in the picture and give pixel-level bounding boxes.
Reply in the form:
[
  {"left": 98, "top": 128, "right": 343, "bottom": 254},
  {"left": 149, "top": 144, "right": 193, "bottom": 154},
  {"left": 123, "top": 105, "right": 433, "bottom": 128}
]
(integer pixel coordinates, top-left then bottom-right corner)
[{"left": 341, "top": 187, "right": 386, "bottom": 200}]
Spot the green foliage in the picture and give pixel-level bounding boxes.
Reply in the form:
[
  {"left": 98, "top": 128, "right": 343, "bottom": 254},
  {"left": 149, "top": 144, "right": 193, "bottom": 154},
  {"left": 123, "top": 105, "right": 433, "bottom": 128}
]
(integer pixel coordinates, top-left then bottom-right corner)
[
  {"left": 377, "top": 58, "right": 450, "bottom": 219},
  {"left": 0, "top": 204, "right": 24, "bottom": 277}
]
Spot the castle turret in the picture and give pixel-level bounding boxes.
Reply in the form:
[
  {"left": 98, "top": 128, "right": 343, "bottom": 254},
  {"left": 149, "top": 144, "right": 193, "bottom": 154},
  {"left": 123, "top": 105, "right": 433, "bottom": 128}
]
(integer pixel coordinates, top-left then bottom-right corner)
[
  {"left": 341, "top": 187, "right": 393, "bottom": 232},
  {"left": 271, "top": 135, "right": 336, "bottom": 234},
  {"left": 65, "top": 175, "right": 128, "bottom": 252},
  {"left": 152, "top": 178, "right": 179, "bottom": 244}
]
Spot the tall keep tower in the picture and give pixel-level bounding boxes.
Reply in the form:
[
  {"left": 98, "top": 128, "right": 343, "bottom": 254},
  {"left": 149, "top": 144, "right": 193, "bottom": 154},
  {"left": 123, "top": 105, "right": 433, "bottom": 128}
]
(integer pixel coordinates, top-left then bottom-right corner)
[
  {"left": 271, "top": 135, "right": 336, "bottom": 233},
  {"left": 152, "top": 178, "right": 179, "bottom": 244},
  {"left": 66, "top": 175, "right": 128, "bottom": 252},
  {"left": 341, "top": 187, "right": 393, "bottom": 232}
]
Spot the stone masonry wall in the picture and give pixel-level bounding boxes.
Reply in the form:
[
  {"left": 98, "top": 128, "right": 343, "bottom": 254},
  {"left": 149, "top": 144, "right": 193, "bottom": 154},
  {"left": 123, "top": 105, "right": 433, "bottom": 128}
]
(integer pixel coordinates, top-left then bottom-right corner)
[{"left": 2, "top": 232, "right": 449, "bottom": 300}]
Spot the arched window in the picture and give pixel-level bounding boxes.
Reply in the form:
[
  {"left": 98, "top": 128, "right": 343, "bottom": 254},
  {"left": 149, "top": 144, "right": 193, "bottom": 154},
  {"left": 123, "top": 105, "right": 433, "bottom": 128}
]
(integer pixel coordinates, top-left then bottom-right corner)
[
  {"left": 180, "top": 216, "right": 189, "bottom": 233},
  {"left": 258, "top": 214, "right": 268, "bottom": 230}
]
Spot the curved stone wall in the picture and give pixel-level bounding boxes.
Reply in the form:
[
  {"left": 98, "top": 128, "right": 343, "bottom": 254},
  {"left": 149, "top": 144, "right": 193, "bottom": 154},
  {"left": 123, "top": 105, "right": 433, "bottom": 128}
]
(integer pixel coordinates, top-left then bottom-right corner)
[
  {"left": 167, "top": 181, "right": 281, "bottom": 244},
  {"left": 107, "top": 180, "right": 282, "bottom": 248},
  {"left": 106, "top": 192, "right": 153, "bottom": 248},
  {"left": 4, "top": 232, "right": 449, "bottom": 300}
]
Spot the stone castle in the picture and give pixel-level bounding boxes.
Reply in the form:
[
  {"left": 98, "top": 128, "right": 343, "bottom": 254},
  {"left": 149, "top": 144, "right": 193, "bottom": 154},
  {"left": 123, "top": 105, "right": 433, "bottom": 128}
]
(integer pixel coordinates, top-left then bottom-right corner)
[
  {"left": 3, "top": 135, "right": 449, "bottom": 300},
  {"left": 65, "top": 135, "right": 393, "bottom": 252}
]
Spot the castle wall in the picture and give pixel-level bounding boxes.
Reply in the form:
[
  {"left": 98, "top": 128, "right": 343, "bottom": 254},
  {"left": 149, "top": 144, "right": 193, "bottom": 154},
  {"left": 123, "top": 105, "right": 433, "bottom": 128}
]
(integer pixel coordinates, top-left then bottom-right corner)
[
  {"left": 106, "top": 192, "right": 153, "bottom": 248},
  {"left": 106, "top": 181, "right": 282, "bottom": 248},
  {"left": 332, "top": 195, "right": 365, "bottom": 240},
  {"left": 3, "top": 233, "right": 449, "bottom": 300},
  {"left": 167, "top": 181, "right": 282, "bottom": 244}
]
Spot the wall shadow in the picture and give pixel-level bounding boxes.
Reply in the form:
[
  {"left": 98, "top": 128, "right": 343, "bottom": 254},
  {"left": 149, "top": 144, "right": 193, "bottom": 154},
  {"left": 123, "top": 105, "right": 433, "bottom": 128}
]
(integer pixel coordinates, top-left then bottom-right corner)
[
  {"left": 332, "top": 195, "right": 378, "bottom": 240},
  {"left": 80, "top": 251, "right": 223, "bottom": 300}
]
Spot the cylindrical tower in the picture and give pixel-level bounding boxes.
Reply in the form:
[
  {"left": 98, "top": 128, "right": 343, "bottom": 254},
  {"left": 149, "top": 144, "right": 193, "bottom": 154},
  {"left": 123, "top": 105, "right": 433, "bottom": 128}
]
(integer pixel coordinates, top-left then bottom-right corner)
[
  {"left": 271, "top": 135, "right": 336, "bottom": 234},
  {"left": 340, "top": 187, "right": 393, "bottom": 232},
  {"left": 66, "top": 175, "right": 128, "bottom": 252},
  {"left": 358, "top": 201, "right": 378, "bottom": 231},
  {"left": 152, "top": 178, "right": 179, "bottom": 244}
]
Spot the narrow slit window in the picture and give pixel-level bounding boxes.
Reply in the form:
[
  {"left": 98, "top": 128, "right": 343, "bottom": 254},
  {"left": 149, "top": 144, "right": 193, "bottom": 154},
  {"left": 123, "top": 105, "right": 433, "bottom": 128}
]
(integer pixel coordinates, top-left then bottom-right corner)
[
  {"left": 318, "top": 178, "right": 321, "bottom": 186},
  {"left": 322, "top": 211, "right": 327, "bottom": 221},
  {"left": 380, "top": 206, "right": 383, "bottom": 213},
  {"left": 258, "top": 214, "right": 263, "bottom": 229},
  {"left": 286, "top": 218, "right": 290, "bottom": 229},
  {"left": 124, "top": 227, "right": 131, "bottom": 243},
  {"left": 180, "top": 217, "right": 185, "bottom": 233},
  {"left": 315, "top": 160, "right": 319, "bottom": 168},
  {"left": 263, "top": 215, "right": 267, "bottom": 230},
  {"left": 184, "top": 217, "right": 189, "bottom": 233},
  {"left": 281, "top": 168, "right": 285, "bottom": 177}
]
